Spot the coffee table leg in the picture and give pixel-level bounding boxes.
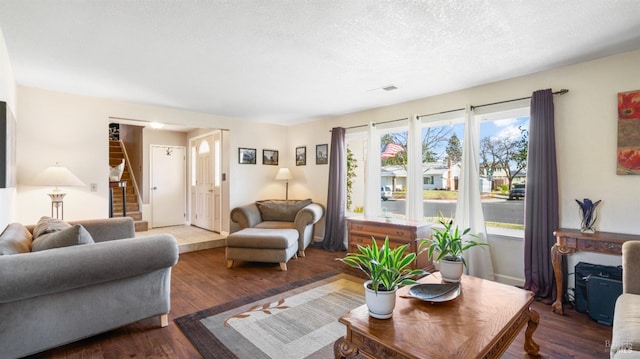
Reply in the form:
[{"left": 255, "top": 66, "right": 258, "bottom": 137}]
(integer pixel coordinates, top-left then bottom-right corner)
[
  {"left": 524, "top": 308, "right": 540, "bottom": 356},
  {"left": 334, "top": 337, "right": 360, "bottom": 359}
]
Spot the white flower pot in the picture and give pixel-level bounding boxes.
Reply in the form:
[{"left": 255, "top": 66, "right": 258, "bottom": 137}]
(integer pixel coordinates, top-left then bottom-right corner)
[
  {"left": 364, "top": 280, "right": 397, "bottom": 319},
  {"left": 439, "top": 259, "right": 464, "bottom": 283}
]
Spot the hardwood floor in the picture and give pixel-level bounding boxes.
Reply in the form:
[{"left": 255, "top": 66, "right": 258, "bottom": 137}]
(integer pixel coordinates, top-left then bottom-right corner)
[{"left": 30, "top": 246, "right": 612, "bottom": 359}]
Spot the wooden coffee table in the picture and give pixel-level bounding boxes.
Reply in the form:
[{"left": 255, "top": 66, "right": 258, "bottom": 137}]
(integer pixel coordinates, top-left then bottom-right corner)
[{"left": 334, "top": 272, "right": 540, "bottom": 359}]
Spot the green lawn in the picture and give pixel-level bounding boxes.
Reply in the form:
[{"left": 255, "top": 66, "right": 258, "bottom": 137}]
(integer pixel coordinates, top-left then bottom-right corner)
[{"left": 392, "top": 190, "right": 458, "bottom": 200}]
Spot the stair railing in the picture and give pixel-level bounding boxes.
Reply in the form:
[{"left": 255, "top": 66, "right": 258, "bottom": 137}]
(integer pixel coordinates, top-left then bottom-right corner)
[{"left": 117, "top": 140, "right": 143, "bottom": 211}]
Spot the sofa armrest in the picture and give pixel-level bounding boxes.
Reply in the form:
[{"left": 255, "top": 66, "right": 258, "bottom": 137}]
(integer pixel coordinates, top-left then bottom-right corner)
[
  {"left": 0, "top": 234, "right": 178, "bottom": 304},
  {"left": 622, "top": 241, "right": 640, "bottom": 294},
  {"left": 230, "top": 203, "right": 263, "bottom": 229},
  {"left": 293, "top": 203, "right": 324, "bottom": 255},
  {"left": 294, "top": 203, "right": 324, "bottom": 228}
]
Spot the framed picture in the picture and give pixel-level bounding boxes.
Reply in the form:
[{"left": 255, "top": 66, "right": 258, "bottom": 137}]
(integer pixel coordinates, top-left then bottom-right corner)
[
  {"left": 617, "top": 89, "right": 640, "bottom": 174},
  {"left": 316, "top": 144, "right": 328, "bottom": 165},
  {"left": 263, "top": 149, "right": 279, "bottom": 165},
  {"left": 238, "top": 147, "right": 256, "bottom": 164},
  {"left": 296, "top": 146, "right": 306, "bottom": 166}
]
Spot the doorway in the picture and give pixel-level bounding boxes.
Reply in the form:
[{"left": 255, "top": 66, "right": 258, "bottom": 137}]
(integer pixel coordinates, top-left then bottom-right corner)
[
  {"left": 151, "top": 145, "right": 186, "bottom": 227},
  {"left": 190, "top": 131, "right": 222, "bottom": 232}
]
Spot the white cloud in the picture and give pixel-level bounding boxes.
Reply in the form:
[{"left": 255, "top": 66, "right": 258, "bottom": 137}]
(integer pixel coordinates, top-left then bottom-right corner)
[
  {"left": 494, "top": 117, "right": 529, "bottom": 139},
  {"left": 496, "top": 126, "right": 522, "bottom": 139},
  {"left": 494, "top": 118, "right": 518, "bottom": 127}
]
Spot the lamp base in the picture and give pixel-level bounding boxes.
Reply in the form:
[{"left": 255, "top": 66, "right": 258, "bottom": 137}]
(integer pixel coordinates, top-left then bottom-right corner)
[
  {"left": 48, "top": 192, "right": 67, "bottom": 202},
  {"left": 47, "top": 192, "right": 66, "bottom": 219}
]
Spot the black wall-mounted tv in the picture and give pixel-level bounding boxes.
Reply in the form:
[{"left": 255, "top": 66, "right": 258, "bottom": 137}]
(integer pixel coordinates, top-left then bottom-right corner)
[{"left": 0, "top": 101, "right": 17, "bottom": 188}]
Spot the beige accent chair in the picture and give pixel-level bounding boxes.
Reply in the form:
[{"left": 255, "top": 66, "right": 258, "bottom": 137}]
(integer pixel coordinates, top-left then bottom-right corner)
[
  {"left": 230, "top": 199, "right": 324, "bottom": 257},
  {"left": 611, "top": 241, "right": 640, "bottom": 358}
]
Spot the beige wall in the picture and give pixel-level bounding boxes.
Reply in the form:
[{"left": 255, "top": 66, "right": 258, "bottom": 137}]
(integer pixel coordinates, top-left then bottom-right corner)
[
  {"left": 0, "top": 27, "right": 17, "bottom": 230},
  {"left": 14, "top": 86, "right": 289, "bottom": 230},
  {"left": 0, "top": 28, "right": 15, "bottom": 111}
]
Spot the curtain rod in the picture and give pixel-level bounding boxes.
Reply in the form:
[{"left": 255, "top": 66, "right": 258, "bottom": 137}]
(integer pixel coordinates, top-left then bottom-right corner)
[
  {"left": 471, "top": 89, "right": 569, "bottom": 110},
  {"left": 329, "top": 117, "right": 408, "bottom": 132},
  {"left": 417, "top": 107, "right": 466, "bottom": 119},
  {"left": 329, "top": 124, "right": 366, "bottom": 132},
  {"left": 330, "top": 89, "right": 569, "bottom": 132},
  {"left": 376, "top": 117, "right": 409, "bottom": 126}
]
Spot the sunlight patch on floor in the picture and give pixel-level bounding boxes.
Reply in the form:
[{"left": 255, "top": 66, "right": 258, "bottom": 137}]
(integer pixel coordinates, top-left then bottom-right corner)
[{"left": 137, "top": 224, "right": 226, "bottom": 253}]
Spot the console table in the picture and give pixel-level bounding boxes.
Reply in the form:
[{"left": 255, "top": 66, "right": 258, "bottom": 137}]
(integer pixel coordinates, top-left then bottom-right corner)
[
  {"left": 346, "top": 217, "right": 435, "bottom": 271},
  {"left": 551, "top": 228, "right": 640, "bottom": 315}
]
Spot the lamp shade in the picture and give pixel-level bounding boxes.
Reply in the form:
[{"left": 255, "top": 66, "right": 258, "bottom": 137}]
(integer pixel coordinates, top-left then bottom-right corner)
[
  {"left": 274, "top": 168, "right": 292, "bottom": 180},
  {"left": 32, "top": 165, "right": 85, "bottom": 187}
]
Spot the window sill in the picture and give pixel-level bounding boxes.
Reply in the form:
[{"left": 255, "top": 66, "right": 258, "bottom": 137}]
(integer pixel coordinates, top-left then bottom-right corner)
[{"left": 486, "top": 226, "right": 524, "bottom": 240}]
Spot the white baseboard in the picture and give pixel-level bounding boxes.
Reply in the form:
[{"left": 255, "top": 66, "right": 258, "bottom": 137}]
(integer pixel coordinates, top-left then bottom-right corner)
[
  {"left": 141, "top": 204, "right": 151, "bottom": 227},
  {"left": 494, "top": 274, "right": 525, "bottom": 287}
]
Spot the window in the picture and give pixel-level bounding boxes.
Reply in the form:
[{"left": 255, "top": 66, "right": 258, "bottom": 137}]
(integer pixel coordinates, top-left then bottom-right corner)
[
  {"left": 214, "top": 138, "right": 221, "bottom": 187},
  {"left": 478, "top": 108, "right": 530, "bottom": 234},
  {"left": 380, "top": 127, "right": 408, "bottom": 218},
  {"left": 345, "top": 133, "right": 366, "bottom": 215},
  {"left": 191, "top": 145, "right": 197, "bottom": 186},
  {"left": 343, "top": 106, "right": 528, "bottom": 237},
  {"left": 419, "top": 119, "right": 465, "bottom": 222},
  {"left": 198, "top": 140, "right": 210, "bottom": 154}
]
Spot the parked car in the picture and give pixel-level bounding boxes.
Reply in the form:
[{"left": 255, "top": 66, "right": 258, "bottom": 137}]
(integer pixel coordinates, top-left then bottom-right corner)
[
  {"left": 509, "top": 184, "right": 525, "bottom": 200},
  {"left": 381, "top": 186, "right": 392, "bottom": 201}
]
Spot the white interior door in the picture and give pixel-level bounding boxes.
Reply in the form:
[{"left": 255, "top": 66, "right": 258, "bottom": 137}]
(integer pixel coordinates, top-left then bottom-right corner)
[
  {"left": 191, "top": 136, "right": 214, "bottom": 230},
  {"left": 151, "top": 145, "right": 186, "bottom": 227}
]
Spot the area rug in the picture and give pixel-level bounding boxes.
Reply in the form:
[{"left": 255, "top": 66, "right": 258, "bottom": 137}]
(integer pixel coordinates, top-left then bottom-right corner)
[{"left": 175, "top": 271, "right": 365, "bottom": 359}]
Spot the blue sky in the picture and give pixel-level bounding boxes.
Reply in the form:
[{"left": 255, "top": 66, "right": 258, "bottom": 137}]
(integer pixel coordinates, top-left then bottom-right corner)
[{"left": 421, "top": 116, "right": 530, "bottom": 158}]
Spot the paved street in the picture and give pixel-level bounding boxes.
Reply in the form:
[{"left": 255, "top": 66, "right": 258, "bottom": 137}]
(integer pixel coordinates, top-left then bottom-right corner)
[{"left": 381, "top": 198, "right": 525, "bottom": 224}]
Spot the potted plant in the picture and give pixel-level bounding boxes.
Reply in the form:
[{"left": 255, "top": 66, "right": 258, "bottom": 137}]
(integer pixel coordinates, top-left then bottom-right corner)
[
  {"left": 337, "top": 237, "right": 426, "bottom": 319},
  {"left": 418, "top": 215, "right": 490, "bottom": 283}
]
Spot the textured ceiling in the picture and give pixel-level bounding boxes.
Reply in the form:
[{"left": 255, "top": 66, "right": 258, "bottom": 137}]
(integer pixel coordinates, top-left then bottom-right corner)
[{"left": 1, "top": 1, "right": 640, "bottom": 125}]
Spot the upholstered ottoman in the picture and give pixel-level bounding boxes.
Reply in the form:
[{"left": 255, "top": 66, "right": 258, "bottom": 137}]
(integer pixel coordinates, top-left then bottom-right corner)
[{"left": 226, "top": 228, "right": 299, "bottom": 271}]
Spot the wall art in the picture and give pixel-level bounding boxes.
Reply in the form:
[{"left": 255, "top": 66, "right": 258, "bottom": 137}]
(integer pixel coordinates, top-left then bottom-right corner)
[
  {"left": 238, "top": 147, "right": 256, "bottom": 164},
  {"left": 296, "top": 146, "right": 306, "bottom": 166},
  {"left": 316, "top": 144, "right": 328, "bottom": 165},
  {"left": 263, "top": 149, "right": 279, "bottom": 165},
  {"left": 617, "top": 90, "right": 640, "bottom": 174}
]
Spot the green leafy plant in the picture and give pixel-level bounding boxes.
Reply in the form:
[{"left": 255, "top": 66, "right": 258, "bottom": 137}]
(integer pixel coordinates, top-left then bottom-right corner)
[
  {"left": 337, "top": 237, "right": 426, "bottom": 293},
  {"left": 418, "top": 214, "right": 490, "bottom": 268},
  {"left": 346, "top": 147, "right": 358, "bottom": 210}
]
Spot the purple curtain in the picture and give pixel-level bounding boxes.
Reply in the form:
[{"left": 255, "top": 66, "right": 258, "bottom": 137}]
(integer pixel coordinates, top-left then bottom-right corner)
[
  {"left": 524, "top": 89, "right": 560, "bottom": 303},
  {"left": 321, "top": 127, "right": 347, "bottom": 251}
]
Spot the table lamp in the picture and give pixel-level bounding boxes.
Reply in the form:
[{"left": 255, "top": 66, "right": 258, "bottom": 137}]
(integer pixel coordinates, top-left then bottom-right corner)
[
  {"left": 32, "top": 163, "right": 85, "bottom": 219},
  {"left": 274, "top": 167, "right": 292, "bottom": 200}
]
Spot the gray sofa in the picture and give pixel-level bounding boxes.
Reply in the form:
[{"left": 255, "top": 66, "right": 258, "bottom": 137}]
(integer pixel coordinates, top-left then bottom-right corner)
[
  {"left": 230, "top": 199, "right": 324, "bottom": 257},
  {"left": 0, "top": 217, "right": 179, "bottom": 359},
  {"left": 611, "top": 241, "right": 640, "bottom": 358}
]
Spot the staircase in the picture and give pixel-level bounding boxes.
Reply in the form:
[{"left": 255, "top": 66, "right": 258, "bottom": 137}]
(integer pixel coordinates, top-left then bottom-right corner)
[{"left": 109, "top": 140, "right": 148, "bottom": 232}]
